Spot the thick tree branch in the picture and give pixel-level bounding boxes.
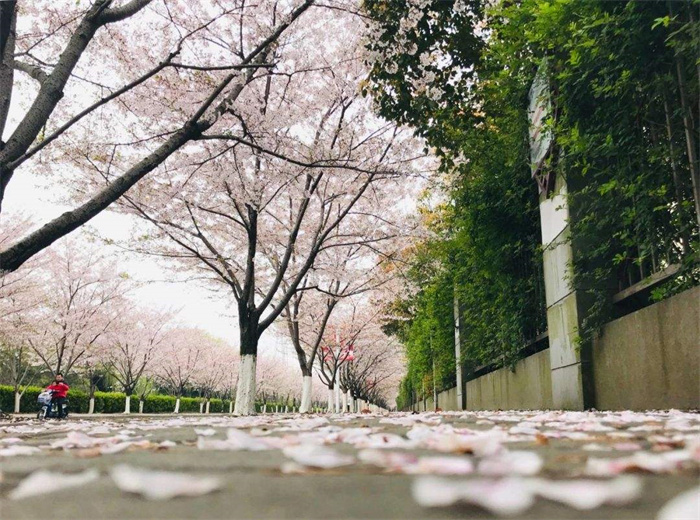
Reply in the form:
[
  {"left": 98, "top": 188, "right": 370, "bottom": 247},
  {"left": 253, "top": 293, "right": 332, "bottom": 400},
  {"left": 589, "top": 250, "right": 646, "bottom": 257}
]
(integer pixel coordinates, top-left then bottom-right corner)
[
  {"left": 0, "top": 0, "right": 17, "bottom": 143},
  {"left": 12, "top": 60, "right": 48, "bottom": 83},
  {"left": 99, "top": 0, "right": 153, "bottom": 24},
  {"left": 0, "top": 1, "right": 314, "bottom": 272}
]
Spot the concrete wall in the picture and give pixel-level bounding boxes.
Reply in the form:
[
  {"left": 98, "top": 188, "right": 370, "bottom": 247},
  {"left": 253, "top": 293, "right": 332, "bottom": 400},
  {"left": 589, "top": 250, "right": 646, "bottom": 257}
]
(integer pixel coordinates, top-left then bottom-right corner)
[
  {"left": 466, "top": 349, "right": 554, "bottom": 410},
  {"left": 410, "top": 350, "right": 553, "bottom": 412},
  {"left": 437, "top": 387, "right": 459, "bottom": 411},
  {"left": 407, "top": 286, "right": 698, "bottom": 412},
  {"left": 593, "top": 285, "right": 700, "bottom": 410}
]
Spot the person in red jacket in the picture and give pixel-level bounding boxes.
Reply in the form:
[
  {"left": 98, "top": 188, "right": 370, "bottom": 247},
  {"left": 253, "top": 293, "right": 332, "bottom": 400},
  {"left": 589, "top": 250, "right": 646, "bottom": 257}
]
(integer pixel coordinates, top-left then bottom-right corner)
[{"left": 46, "top": 373, "right": 69, "bottom": 419}]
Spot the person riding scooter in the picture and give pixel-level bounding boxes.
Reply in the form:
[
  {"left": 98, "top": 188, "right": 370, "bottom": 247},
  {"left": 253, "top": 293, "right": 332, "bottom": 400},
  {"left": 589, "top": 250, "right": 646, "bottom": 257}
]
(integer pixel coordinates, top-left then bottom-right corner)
[{"left": 45, "top": 373, "right": 70, "bottom": 419}]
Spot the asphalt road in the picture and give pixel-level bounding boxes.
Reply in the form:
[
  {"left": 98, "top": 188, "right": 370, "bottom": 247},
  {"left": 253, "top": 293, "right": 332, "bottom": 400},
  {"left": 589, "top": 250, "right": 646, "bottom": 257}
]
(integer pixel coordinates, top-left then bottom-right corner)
[{"left": 0, "top": 411, "right": 698, "bottom": 520}]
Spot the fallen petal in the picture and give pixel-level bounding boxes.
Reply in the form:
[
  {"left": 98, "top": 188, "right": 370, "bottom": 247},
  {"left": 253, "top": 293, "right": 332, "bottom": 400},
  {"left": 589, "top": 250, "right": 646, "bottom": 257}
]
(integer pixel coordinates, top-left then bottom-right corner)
[
  {"left": 9, "top": 469, "right": 99, "bottom": 500},
  {"left": 412, "top": 476, "right": 534, "bottom": 516},
  {"left": 479, "top": 451, "right": 543, "bottom": 476},
  {"left": 530, "top": 476, "right": 642, "bottom": 510},
  {"left": 406, "top": 456, "right": 474, "bottom": 475},
  {"left": 109, "top": 464, "right": 220, "bottom": 500},
  {"left": 657, "top": 486, "right": 700, "bottom": 520},
  {"left": 282, "top": 444, "right": 354, "bottom": 469},
  {"left": 0, "top": 445, "right": 42, "bottom": 457}
]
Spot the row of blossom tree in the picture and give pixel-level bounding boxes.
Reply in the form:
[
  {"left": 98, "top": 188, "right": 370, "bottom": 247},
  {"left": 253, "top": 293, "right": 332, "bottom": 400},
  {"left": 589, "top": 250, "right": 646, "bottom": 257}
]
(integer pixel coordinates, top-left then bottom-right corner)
[
  {"left": 1, "top": 0, "right": 420, "bottom": 414},
  {"left": 0, "top": 230, "right": 403, "bottom": 413}
]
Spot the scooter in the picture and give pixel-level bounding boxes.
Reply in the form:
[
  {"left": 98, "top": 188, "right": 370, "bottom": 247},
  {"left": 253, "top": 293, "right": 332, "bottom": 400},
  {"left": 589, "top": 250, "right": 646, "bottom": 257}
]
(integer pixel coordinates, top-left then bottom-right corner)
[{"left": 37, "top": 390, "right": 69, "bottom": 420}]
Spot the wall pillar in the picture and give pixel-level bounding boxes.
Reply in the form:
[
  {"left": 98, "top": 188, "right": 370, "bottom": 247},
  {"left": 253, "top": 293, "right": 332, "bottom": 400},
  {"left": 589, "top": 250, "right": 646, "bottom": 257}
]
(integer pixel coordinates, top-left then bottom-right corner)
[{"left": 540, "top": 175, "right": 595, "bottom": 409}]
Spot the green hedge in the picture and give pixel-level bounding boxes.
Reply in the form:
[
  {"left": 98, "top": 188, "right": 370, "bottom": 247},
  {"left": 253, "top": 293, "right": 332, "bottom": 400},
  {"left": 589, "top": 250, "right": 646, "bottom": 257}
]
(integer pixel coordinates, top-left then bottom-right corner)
[{"left": 0, "top": 386, "right": 240, "bottom": 414}]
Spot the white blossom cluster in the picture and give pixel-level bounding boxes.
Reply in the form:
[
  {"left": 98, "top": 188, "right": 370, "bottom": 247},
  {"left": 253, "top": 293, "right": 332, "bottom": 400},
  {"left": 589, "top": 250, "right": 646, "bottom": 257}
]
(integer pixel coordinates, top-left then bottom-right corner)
[{"left": 361, "top": 0, "right": 469, "bottom": 104}]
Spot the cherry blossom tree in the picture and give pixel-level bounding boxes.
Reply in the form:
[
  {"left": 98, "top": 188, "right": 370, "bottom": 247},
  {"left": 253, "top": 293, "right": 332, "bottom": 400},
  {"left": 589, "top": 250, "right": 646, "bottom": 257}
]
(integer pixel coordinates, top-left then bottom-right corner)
[
  {"left": 135, "top": 376, "right": 156, "bottom": 414},
  {"left": 0, "top": 0, "right": 315, "bottom": 273},
  {"left": 155, "top": 327, "right": 206, "bottom": 413},
  {"left": 255, "top": 354, "right": 302, "bottom": 413},
  {"left": 105, "top": 308, "right": 169, "bottom": 413},
  {"left": 0, "top": 328, "right": 42, "bottom": 413},
  {"left": 73, "top": 334, "right": 111, "bottom": 414},
  {"left": 316, "top": 302, "right": 384, "bottom": 413},
  {"left": 337, "top": 310, "right": 405, "bottom": 411},
  {"left": 26, "top": 238, "right": 129, "bottom": 378},
  {"left": 192, "top": 336, "right": 235, "bottom": 414},
  {"left": 0, "top": 215, "right": 43, "bottom": 317},
  {"left": 115, "top": 6, "right": 419, "bottom": 414},
  {"left": 0, "top": 215, "right": 46, "bottom": 411},
  {"left": 278, "top": 231, "right": 405, "bottom": 412}
]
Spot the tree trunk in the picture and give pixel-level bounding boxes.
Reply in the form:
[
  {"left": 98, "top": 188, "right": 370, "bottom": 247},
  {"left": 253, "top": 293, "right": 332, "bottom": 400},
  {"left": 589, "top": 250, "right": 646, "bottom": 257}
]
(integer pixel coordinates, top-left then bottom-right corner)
[
  {"left": 299, "top": 375, "right": 313, "bottom": 413},
  {"left": 228, "top": 400, "right": 233, "bottom": 414},
  {"left": 124, "top": 395, "right": 131, "bottom": 414},
  {"left": 342, "top": 389, "right": 348, "bottom": 413},
  {"left": 327, "top": 388, "right": 333, "bottom": 413},
  {"left": 205, "top": 399, "right": 210, "bottom": 414},
  {"left": 174, "top": 397, "right": 180, "bottom": 414},
  {"left": 234, "top": 353, "right": 257, "bottom": 415},
  {"left": 13, "top": 390, "right": 20, "bottom": 413},
  {"left": 138, "top": 399, "right": 144, "bottom": 414},
  {"left": 0, "top": 1, "right": 17, "bottom": 151},
  {"left": 674, "top": 50, "right": 700, "bottom": 228},
  {"left": 234, "top": 307, "right": 259, "bottom": 416},
  {"left": 199, "top": 401, "right": 204, "bottom": 413},
  {"left": 334, "top": 384, "right": 340, "bottom": 413},
  {"left": 88, "top": 380, "right": 96, "bottom": 414}
]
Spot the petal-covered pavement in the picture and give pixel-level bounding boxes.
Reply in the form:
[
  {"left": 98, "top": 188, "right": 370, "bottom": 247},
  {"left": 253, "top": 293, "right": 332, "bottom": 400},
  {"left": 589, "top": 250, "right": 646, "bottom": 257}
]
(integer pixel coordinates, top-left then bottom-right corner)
[{"left": 1, "top": 410, "right": 698, "bottom": 519}]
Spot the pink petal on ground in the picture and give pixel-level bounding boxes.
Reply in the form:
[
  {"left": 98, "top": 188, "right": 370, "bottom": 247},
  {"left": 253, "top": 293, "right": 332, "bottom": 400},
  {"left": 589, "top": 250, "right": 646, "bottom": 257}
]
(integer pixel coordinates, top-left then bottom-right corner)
[
  {"left": 282, "top": 444, "right": 354, "bottom": 469},
  {"left": 656, "top": 486, "right": 700, "bottom": 520},
  {"left": 613, "top": 443, "right": 643, "bottom": 451},
  {"left": 197, "top": 429, "right": 272, "bottom": 451},
  {"left": 358, "top": 449, "right": 419, "bottom": 471},
  {"left": 582, "top": 443, "right": 613, "bottom": 452},
  {"left": 379, "top": 415, "right": 441, "bottom": 426},
  {"left": 0, "top": 438, "right": 23, "bottom": 444},
  {"left": 9, "top": 469, "right": 99, "bottom": 500},
  {"left": 405, "top": 425, "right": 435, "bottom": 442},
  {"left": 329, "top": 427, "right": 376, "bottom": 445},
  {"left": 194, "top": 428, "right": 217, "bottom": 437},
  {"left": 109, "top": 464, "right": 220, "bottom": 500},
  {"left": 587, "top": 452, "right": 680, "bottom": 476},
  {"left": 276, "top": 417, "right": 329, "bottom": 431},
  {"left": 99, "top": 442, "right": 133, "bottom": 455},
  {"left": 405, "top": 456, "right": 474, "bottom": 475},
  {"left": 355, "top": 433, "right": 416, "bottom": 449},
  {"left": 685, "top": 436, "right": 700, "bottom": 462},
  {"left": 478, "top": 451, "right": 543, "bottom": 476},
  {"left": 280, "top": 462, "right": 309, "bottom": 474},
  {"left": 529, "top": 476, "right": 643, "bottom": 510},
  {"left": 50, "top": 432, "right": 99, "bottom": 449},
  {"left": 426, "top": 430, "right": 506, "bottom": 457},
  {"left": 411, "top": 477, "right": 534, "bottom": 516},
  {"left": 0, "top": 445, "right": 42, "bottom": 457}
]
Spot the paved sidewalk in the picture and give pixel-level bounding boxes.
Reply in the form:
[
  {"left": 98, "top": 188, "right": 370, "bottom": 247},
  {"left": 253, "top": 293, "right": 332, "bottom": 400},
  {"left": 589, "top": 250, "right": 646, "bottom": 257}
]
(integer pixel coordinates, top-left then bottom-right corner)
[{"left": 1, "top": 411, "right": 698, "bottom": 519}]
